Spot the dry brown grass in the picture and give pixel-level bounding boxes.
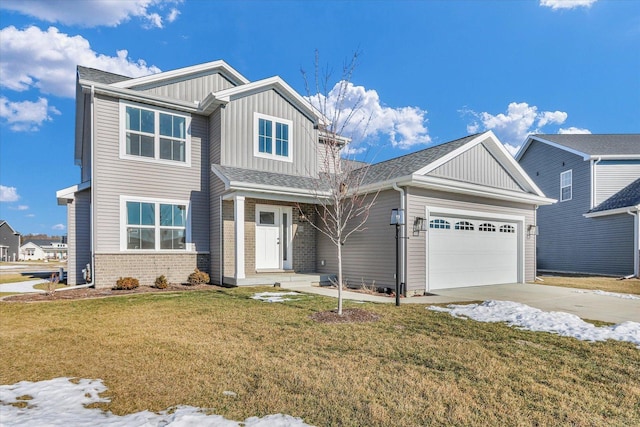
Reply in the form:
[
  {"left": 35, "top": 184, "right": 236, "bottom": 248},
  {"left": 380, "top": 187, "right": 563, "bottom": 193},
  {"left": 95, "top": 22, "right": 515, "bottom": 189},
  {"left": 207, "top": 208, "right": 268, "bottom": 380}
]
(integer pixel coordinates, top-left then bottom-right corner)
[
  {"left": 1, "top": 286, "right": 638, "bottom": 426},
  {"left": 536, "top": 274, "right": 640, "bottom": 295}
]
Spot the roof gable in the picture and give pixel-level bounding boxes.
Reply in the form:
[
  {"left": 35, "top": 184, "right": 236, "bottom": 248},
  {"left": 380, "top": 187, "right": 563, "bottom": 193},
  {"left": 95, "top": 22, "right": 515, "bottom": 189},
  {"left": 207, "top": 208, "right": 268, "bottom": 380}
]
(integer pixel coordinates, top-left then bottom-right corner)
[
  {"left": 110, "top": 60, "right": 249, "bottom": 90},
  {"left": 517, "top": 134, "right": 640, "bottom": 161},
  {"left": 427, "top": 142, "right": 524, "bottom": 192}
]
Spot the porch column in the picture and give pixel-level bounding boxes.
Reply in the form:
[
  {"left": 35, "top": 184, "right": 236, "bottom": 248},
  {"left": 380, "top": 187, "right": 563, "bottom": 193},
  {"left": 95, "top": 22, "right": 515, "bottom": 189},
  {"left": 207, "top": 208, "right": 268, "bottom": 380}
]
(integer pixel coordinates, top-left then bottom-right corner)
[{"left": 234, "top": 195, "right": 245, "bottom": 280}]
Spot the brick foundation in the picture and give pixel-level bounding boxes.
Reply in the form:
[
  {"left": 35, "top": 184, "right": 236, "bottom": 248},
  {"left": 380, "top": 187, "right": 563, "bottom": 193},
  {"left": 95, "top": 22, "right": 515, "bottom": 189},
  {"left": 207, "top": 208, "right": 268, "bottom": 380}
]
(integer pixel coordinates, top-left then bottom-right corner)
[{"left": 94, "top": 252, "right": 210, "bottom": 288}]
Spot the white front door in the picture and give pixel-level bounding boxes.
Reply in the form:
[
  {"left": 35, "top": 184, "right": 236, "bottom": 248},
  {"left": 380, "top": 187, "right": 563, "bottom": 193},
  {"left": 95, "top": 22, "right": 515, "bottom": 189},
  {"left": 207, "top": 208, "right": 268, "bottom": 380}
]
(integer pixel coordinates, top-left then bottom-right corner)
[{"left": 255, "top": 205, "right": 293, "bottom": 270}]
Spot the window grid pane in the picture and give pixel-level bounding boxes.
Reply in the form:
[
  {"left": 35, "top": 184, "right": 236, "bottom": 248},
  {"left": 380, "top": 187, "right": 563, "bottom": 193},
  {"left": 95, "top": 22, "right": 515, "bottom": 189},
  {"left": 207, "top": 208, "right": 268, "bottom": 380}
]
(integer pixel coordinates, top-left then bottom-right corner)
[{"left": 124, "top": 106, "right": 186, "bottom": 163}]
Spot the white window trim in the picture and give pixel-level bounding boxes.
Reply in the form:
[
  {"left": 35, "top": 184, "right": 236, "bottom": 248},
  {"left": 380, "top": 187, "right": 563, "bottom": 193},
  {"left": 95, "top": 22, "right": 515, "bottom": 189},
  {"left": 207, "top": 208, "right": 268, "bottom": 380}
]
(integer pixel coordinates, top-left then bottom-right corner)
[
  {"left": 119, "top": 100, "right": 192, "bottom": 167},
  {"left": 560, "top": 169, "right": 572, "bottom": 202},
  {"left": 253, "top": 112, "right": 293, "bottom": 162},
  {"left": 119, "top": 195, "right": 193, "bottom": 252}
]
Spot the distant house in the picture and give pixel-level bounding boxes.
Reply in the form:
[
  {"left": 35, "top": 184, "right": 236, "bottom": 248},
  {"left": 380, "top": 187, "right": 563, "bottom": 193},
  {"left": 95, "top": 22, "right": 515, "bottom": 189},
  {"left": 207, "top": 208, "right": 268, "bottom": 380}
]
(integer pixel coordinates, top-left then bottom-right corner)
[
  {"left": 0, "top": 220, "right": 20, "bottom": 262},
  {"left": 517, "top": 134, "right": 640, "bottom": 277},
  {"left": 20, "top": 239, "right": 68, "bottom": 261},
  {"left": 57, "top": 60, "right": 552, "bottom": 290}
]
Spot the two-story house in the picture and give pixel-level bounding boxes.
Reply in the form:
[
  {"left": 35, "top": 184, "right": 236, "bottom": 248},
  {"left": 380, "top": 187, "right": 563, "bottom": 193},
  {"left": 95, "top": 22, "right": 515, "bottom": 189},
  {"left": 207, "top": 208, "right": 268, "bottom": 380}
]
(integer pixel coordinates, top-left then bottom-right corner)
[
  {"left": 58, "top": 60, "right": 553, "bottom": 292},
  {"left": 0, "top": 220, "right": 20, "bottom": 262},
  {"left": 517, "top": 134, "right": 640, "bottom": 277}
]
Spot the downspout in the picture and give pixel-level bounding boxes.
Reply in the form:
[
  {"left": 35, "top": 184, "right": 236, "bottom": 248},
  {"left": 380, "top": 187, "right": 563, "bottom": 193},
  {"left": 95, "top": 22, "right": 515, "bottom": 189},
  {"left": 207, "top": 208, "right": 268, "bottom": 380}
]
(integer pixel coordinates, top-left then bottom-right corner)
[
  {"left": 89, "top": 85, "right": 95, "bottom": 286},
  {"left": 392, "top": 182, "right": 406, "bottom": 296},
  {"left": 219, "top": 195, "right": 223, "bottom": 285},
  {"left": 627, "top": 209, "right": 639, "bottom": 278}
]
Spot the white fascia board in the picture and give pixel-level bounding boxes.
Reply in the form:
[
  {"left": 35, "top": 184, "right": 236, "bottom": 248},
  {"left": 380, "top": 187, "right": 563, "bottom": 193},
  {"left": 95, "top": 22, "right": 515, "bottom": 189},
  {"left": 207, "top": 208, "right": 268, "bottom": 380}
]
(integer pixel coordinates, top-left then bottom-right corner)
[
  {"left": 589, "top": 154, "right": 640, "bottom": 160},
  {"left": 584, "top": 205, "right": 640, "bottom": 218},
  {"left": 110, "top": 60, "right": 250, "bottom": 89},
  {"left": 214, "top": 76, "right": 324, "bottom": 122},
  {"left": 56, "top": 181, "right": 91, "bottom": 205},
  {"left": 222, "top": 190, "right": 325, "bottom": 205},
  {"left": 80, "top": 81, "right": 202, "bottom": 114},
  {"left": 210, "top": 165, "right": 231, "bottom": 189},
  {"left": 409, "top": 174, "right": 556, "bottom": 205},
  {"left": 227, "top": 181, "right": 331, "bottom": 199}
]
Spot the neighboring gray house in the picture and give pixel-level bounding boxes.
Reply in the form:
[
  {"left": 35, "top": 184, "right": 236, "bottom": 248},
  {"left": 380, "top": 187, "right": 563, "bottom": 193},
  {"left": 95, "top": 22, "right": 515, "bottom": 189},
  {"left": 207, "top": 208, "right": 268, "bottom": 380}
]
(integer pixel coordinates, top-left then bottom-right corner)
[
  {"left": 0, "top": 220, "right": 20, "bottom": 262},
  {"left": 517, "top": 134, "right": 640, "bottom": 277},
  {"left": 57, "top": 60, "right": 552, "bottom": 291}
]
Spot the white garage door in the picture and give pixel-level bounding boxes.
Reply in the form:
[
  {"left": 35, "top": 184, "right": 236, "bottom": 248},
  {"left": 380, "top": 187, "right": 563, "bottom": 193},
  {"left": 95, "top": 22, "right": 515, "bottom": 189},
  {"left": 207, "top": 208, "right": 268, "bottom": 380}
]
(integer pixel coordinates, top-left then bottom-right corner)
[{"left": 428, "top": 216, "right": 518, "bottom": 290}]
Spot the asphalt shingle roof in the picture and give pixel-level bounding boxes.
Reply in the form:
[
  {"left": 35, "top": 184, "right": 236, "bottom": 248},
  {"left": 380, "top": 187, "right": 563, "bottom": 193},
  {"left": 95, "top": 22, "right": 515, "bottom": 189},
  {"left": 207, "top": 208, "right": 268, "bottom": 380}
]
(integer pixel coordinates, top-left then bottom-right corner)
[
  {"left": 213, "top": 134, "right": 481, "bottom": 191},
  {"left": 533, "top": 134, "right": 640, "bottom": 156},
  {"left": 77, "top": 66, "right": 132, "bottom": 85},
  {"left": 590, "top": 178, "right": 640, "bottom": 213}
]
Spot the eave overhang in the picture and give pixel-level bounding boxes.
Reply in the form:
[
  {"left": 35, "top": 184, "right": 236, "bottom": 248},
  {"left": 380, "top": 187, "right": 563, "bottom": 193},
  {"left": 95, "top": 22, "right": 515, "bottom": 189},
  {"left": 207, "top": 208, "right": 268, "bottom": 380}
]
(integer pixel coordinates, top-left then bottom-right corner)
[
  {"left": 584, "top": 204, "right": 640, "bottom": 218},
  {"left": 56, "top": 181, "right": 91, "bottom": 205}
]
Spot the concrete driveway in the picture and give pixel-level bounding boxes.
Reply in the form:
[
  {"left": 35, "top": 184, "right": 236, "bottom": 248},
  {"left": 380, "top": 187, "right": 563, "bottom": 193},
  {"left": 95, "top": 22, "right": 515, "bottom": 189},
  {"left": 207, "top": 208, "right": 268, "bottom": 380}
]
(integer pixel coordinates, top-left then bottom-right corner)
[
  {"left": 427, "top": 283, "right": 640, "bottom": 324},
  {"left": 285, "top": 282, "right": 639, "bottom": 324}
]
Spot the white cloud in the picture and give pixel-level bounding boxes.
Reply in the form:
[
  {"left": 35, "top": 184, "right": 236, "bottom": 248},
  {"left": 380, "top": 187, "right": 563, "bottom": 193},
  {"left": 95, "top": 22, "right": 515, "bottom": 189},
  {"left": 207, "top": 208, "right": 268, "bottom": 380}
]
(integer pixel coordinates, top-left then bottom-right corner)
[
  {"left": 52, "top": 223, "right": 66, "bottom": 231},
  {"left": 309, "top": 81, "right": 431, "bottom": 150},
  {"left": 540, "top": 0, "right": 598, "bottom": 10},
  {"left": 559, "top": 126, "right": 592, "bottom": 134},
  {"left": 26, "top": 214, "right": 36, "bottom": 218},
  {"left": 0, "top": 26, "right": 161, "bottom": 98},
  {"left": 0, "top": 185, "right": 20, "bottom": 202},
  {"left": 166, "top": 8, "right": 180, "bottom": 23},
  {"left": 463, "top": 102, "right": 590, "bottom": 155},
  {"left": 0, "top": 96, "right": 60, "bottom": 131},
  {"left": 0, "top": 0, "right": 184, "bottom": 29}
]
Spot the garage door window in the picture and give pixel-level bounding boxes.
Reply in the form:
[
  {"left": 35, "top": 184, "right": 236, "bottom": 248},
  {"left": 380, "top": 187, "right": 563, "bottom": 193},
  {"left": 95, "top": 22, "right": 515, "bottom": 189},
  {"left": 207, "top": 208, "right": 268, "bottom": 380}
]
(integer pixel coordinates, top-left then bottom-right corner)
[
  {"left": 455, "top": 221, "right": 474, "bottom": 231},
  {"left": 429, "top": 219, "right": 450, "bottom": 229},
  {"left": 479, "top": 223, "right": 496, "bottom": 232},
  {"left": 500, "top": 224, "right": 515, "bottom": 233}
]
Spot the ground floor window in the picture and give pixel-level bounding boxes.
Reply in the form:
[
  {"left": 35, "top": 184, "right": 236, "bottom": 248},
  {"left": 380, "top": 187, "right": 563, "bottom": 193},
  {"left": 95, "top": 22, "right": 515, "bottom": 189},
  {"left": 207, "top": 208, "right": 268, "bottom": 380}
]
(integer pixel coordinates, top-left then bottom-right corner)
[{"left": 122, "top": 197, "right": 189, "bottom": 251}]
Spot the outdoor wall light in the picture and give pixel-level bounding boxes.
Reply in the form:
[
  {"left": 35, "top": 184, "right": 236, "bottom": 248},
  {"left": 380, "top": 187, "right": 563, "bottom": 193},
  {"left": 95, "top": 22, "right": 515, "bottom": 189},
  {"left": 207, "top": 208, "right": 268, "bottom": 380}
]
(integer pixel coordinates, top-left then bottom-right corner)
[
  {"left": 390, "top": 208, "right": 405, "bottom": 225},
  {"left": 413, "top": 217, "right": 427, "bottom": 233},
  {"left": 528, "top": 225, "right": 539, "bottom": 237}
]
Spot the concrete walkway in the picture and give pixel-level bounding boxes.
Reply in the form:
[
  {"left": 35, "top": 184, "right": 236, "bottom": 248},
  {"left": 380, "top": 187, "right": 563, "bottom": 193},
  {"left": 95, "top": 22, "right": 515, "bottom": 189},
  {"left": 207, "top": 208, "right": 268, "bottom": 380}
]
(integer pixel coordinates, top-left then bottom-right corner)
[
  {"left": 0, "top": 279, "right": 47, "bottom": 293},
  {"left": 281, "top": 282, "right": 640, "bottom": 324}
]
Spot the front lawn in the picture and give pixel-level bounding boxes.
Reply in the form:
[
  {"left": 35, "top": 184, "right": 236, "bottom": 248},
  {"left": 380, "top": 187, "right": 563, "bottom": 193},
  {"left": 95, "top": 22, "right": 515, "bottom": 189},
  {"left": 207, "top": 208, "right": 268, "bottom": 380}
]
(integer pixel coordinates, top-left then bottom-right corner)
[{"left": 1, "top": 287, "right": 638, "bottom": 426}]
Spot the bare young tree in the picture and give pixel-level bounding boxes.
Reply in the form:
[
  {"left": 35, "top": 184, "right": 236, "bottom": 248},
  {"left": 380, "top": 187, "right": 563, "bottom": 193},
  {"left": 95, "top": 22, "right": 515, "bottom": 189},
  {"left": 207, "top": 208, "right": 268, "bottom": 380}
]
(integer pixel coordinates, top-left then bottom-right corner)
[{"left": 299, "top": 51, "right": 379, "bottom": 315}]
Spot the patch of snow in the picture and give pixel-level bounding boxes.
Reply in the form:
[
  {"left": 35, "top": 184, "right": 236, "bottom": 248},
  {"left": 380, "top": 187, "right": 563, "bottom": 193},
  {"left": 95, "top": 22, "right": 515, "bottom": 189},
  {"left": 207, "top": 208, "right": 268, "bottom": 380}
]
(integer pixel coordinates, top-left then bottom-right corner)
[
  {"left": 251, "top": 292, "right": 300, "bottom": 303},
  {"left": 428, "top": 300, "right": 640, "bottom": 348},
  {"left": 0, "top": 377, "right": 313, "bottom": 426},
  {"left": 591, "top": 290, "right": 639, "bottom": 300}
]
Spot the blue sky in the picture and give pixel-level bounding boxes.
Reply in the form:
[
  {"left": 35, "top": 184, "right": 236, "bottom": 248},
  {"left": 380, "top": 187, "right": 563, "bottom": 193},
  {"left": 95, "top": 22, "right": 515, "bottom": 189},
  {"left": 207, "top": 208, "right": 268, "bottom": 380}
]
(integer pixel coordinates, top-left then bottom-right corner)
[{"left": 0, "top": 0, "right": 638, "bottom": 236}]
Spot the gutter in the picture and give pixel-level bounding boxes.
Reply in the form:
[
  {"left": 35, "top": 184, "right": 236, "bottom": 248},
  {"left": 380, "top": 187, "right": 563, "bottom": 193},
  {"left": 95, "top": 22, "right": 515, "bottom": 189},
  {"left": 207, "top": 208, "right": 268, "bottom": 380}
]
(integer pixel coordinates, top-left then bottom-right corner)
[{"left": 392, "top": 182, "right": 406, "bottom": 296}]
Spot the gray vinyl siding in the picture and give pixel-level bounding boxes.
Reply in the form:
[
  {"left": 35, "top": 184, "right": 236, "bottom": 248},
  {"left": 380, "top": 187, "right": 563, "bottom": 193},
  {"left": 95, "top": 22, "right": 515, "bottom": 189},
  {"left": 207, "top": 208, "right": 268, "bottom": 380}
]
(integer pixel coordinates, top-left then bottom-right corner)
[
  {"left": 209, "top": 176, "right": 226, "bottom": 285},
  {"left": 209, "top": 107, "right": 222, "bottom": 165},
  {"left": 92, "top": 94, "right": 209, "bottom": 254},
  {"left": 405, "top": 187, "right": 536, "bottom": 290},
  {"left": 428, "top": 142, "right": 523, "bottom": 191},
  {"left": 137, "top": 72, "right": 236, "bottom": 103},
  {"left": 80, "top": 93, "right": 92, "bottom": 183},
  {"left": 316, "top": 190, "right": 399, "bottom": 289},
  {"left": 595, "top": 161, "right": 640, "bottom": 206},
  {"left": 220, "top": 89, "right": 318, "bottom": 177},
  {"left": 0, "top": 223, "right": 20, "bottom": 261},
  {"left": 67, "top": 189, "right": 91, "bottom": 285},
  {"left": 519, "top": 141, "right": 634, "bottom": 275}
]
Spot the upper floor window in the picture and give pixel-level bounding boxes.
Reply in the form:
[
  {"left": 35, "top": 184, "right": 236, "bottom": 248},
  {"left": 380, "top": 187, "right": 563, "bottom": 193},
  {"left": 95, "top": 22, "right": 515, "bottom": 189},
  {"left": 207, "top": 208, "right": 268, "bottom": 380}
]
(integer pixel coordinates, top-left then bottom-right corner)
[
  {"left": 120, "top": 101, "right": 191, "bottom": 166},
  {"left": 560, "top": 170, "right": 572, "bottom": 202},
  {"left": 122, "top": 197, "right": 190, "bottom": 251},
  {"left": 254, "top": 113, "right": 292, "bottom": 162}
]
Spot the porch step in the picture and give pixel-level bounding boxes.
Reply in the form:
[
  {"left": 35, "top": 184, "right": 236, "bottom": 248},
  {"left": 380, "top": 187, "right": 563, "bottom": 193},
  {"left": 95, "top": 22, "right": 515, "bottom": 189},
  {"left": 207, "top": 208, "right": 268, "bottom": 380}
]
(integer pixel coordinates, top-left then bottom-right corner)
[{"left": 226, "top": 273, "right": 335, "bottom": 287}]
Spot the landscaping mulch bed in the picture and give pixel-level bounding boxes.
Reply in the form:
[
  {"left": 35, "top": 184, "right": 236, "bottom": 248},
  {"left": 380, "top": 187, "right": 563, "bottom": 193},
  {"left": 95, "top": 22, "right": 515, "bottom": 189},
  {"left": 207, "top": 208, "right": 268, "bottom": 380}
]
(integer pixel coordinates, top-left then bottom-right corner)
[
  {"left": 1, "top": 283, "right": 218, "bottom": 303},
  {"left": 309, "top": 308, "right": 380, "bottom": 323}
]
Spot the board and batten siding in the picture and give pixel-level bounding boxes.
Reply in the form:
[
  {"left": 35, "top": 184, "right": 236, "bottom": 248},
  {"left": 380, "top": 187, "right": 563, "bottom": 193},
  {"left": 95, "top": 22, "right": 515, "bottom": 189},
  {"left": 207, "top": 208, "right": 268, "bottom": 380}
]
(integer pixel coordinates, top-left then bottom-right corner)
[
  {"left": 92, "top": 95, "right": 210, "bottom": 253},
  {"left": 67, "top": 189, "right": 91, "bottom": 285},
  {"left": 428, "top": 142, "right": 523, "bottom": 191},
  {"left": 137, "top": 72, "right": 236, "bottom": 103},
  {"left": 316, "top": 190, "right": 399, "bottom": 289},
  {"left": 220, "top": 89, "right": 319, "bottom": 177},
  {"left": 594, "top": 160, "right": 640, "bottom": 206},
  {"left": 519, "top": 140, "right": 634, "bottom": 275},
  {"left": 405, "top": 187, "right": 536, "bottom": 291}
]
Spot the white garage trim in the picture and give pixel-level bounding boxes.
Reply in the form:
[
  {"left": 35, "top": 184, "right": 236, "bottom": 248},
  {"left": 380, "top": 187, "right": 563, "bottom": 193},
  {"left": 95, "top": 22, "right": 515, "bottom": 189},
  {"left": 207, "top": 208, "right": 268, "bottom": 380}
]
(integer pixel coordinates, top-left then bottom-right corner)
[{"left": 424, "top": 206, "right": 525, "bottom": 292}]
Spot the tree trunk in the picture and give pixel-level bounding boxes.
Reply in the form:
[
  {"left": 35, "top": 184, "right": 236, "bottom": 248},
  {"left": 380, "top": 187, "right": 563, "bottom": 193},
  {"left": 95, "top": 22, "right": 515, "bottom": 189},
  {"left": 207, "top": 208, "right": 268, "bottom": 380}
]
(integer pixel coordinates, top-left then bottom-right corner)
[{"left": 337, "top": 242, "right": 343, "bottom": 315}]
